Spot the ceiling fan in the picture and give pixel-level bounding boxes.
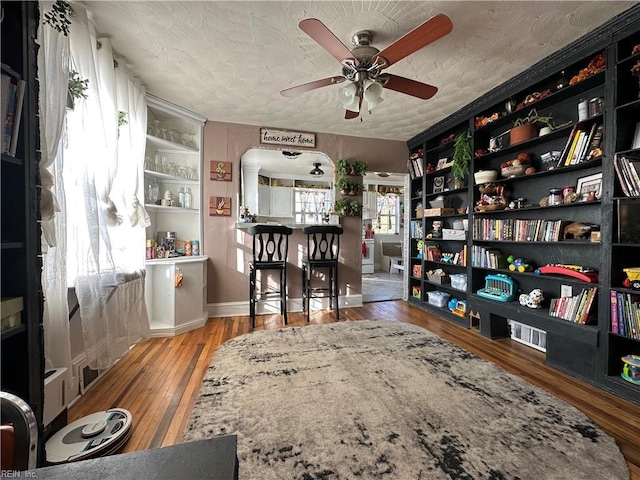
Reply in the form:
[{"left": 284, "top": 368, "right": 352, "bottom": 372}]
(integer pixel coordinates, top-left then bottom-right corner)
[{"left": 280, "top": 14, "right": 453, "bottom": 120}]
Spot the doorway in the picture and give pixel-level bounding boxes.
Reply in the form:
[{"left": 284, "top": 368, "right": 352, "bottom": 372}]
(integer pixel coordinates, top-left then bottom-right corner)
[{"left": 361, "top": 172, "right": 407, "bottom": 303}]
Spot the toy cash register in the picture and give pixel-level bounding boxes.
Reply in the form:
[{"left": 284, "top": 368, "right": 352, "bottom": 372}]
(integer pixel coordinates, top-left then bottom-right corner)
[{"left": 477, "top": 274, "right": 517, "bottom": 302}]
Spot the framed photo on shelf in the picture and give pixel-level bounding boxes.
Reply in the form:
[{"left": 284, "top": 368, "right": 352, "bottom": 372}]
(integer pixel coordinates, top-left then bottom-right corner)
[
  {"left": 436, "top": 157, "right": 450, "bottom": 170},
  {"left": 433, "top": 176, "right": 445, "bottom": 193},
  {"left": 576, "top": 172, "right": 602, "bottom": 201}
]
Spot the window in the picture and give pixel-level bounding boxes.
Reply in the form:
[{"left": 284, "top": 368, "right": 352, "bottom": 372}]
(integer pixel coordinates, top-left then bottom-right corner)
[
  {"left": 375, "top": 194, "right": 401, "bottom": 234},
  {"left": 294, "top": 188, "right": 333, "bottom": 224}
]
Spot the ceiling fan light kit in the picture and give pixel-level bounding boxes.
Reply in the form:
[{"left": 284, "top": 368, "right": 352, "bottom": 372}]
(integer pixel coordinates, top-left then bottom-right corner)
[{"left": 281, "top": 14, "right": 453, "bottom": 119}]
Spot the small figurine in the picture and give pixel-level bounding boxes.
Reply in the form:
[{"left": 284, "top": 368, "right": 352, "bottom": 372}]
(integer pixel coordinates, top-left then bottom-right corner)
[
  {"left": 416, "top": 240, "right": 424, "bottom": 259},
  {"left": 563, "top": 222, "right": 592, "bottom": 240},
  {"left": 519, "top": 288, "right": 545, "bottom": 308},
  {"left": 507, "top": 255, "right": 532, "bottom": 272}
]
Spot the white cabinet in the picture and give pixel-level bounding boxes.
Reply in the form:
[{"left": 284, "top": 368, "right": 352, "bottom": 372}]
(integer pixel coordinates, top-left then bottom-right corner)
[
  {"left": 258, "top": 184, "right": 270, "bottom": 216},
  {"left": 270, "top": 186, "right": 293, "bottom": 217},
  {"left": 362, "top": 191, "right": 378, "bottom": 220},
  {"left": 144, "top": 94, "right": 207, "bottom": 336},
  {"left": 145, "top": 256, "right": 208, "bottom": 337}
]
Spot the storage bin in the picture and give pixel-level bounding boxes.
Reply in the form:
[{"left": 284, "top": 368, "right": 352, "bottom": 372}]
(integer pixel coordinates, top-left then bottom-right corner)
[
  {"left": 426, "top": 291, "right": 450, "bottom": 307},
  {"left": 427, "top": 272, "right": 450, "bottom": 284},
  {"left": 450, "top": 274, "right": 468, "bottom": 291},
  {"left": 442, "top": 228, "right": 466, "bottom": 240}
]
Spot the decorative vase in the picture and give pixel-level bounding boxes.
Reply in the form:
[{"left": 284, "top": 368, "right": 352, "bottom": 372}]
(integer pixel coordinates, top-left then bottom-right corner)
[{"left": 510, "top": 124, "right": 537, "bottom": 145}]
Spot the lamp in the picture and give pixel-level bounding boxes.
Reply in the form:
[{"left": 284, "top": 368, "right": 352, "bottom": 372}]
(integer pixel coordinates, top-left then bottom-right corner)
[
  {"left": 363, "top": 80, "right": 384, "bottom": 111},
  {"left": 338, "top": 83, "right": 359, "bottom": 113},
  {"left": 309, "top": 162, "right": 324, "bottom": 176}
]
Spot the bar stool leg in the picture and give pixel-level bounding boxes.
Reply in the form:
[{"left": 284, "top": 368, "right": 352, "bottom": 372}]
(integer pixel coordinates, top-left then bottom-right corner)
[
  {"left": 282, "top": 267, "right": 288, "bottom": 325},
  {"left": 334, "top": 265, "right": 339, "bottom": 320},
  {"left": 249, "top": 267, "right": 256, "bottom": 328},
  {"left": 306, "top": 265, "right": 311, "bottom": 323}
]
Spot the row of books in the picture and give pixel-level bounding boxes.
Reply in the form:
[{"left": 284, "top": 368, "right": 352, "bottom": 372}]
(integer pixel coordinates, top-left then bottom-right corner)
[
  {"left": 1, "top": 70, "right": 26, "bottom": 157},
  {"left": 408, "top": 150, "right": 424, "bottom": 179},
  {"left": 556, "top": 122, "right": 603, "bottom": 167},
  {"left": 548, "top": 286, "right": 598, "bottom": 324},
  {"left": 610, "top": 290, "right": 639, "bottom": 339},
  {"left": 409, "top": 220, "right": 424, "bottom": 238},
  {"left": 473, "top": 218, "right": 569, "bottom": 242},
  {"left": 613, "top": 154, "right": 640, "bottom": 197},
  {"left": 471, "top": 245, "right": 508, "bottom": 269},
  {"left": 416, "top": 243, "right": 467, "bottom": 266}
]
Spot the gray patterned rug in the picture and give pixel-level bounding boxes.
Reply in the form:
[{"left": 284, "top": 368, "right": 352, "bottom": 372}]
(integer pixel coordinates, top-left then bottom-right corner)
[{"left": 184, "top": 320, "right": 628, "bottom": 479}]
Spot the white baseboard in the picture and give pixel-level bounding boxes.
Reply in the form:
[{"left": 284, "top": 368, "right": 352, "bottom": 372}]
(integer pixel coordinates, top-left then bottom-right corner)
[
  {"left": 149, "top": 315, "right": 208, "bottom": 337},
  {"left": 207, "top": 295, "right": 363, "bottom": 318}
]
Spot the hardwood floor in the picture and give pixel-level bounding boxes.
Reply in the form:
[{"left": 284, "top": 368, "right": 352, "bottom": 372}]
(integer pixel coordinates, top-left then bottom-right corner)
[{"left": 68, "top": 301, "right": 640, "bottom": 478}]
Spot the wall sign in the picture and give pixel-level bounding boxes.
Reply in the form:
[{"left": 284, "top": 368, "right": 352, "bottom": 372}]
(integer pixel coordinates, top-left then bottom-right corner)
[
  {"left": 210, "top": 161, "right": 232, "bottom": 181},
  {"left": 260, "top": 128, "right": 315, "bottom": 148}
]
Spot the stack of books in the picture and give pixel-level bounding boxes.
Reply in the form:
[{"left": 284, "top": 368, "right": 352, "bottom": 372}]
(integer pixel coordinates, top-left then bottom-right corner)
[
  {"left": 610, "top": 291, "right": 639, "bottom": 339},
  {"left": 408, "top": 149, "right": 424, "bottom": 179},
  {"left": 614, "top": 154, "right": 640, "bottom": 197},
  {"left": 1, "top": 67, "right": 26, "bottom": 157},
  {"left": 549, "top": 286, "right": 598, "bottom": 324},
  {"left": 556, "top": 122, "right": 603, "bottom": 167}
]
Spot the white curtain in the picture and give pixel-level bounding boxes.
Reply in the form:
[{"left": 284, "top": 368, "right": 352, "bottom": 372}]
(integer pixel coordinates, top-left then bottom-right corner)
[
  {"left": 64, "top": 4, "right": 149, "bottom": 370},
  {"left": 37, "top": 1, "right": 72, "bottom": 387}
]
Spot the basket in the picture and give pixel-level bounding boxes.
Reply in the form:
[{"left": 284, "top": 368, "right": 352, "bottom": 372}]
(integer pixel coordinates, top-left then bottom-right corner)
[
  {"left": 450, "top": 274, "right": 468, "bottom": 291},
  {"left": 429, "top": 196, "right": 452, "bottom": 209},
  {"left": 427, "top": 272, "right": 450, "bottom": 284},
  {"left": 501, "top": 165, "right": 526, "bottom": 178}
]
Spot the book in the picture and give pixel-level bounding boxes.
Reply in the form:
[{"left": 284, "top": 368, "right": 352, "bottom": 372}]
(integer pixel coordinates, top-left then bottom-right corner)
[
  {"left": 611, "top": 290, "right": 619, "bottom": 334},
  {"left": 578, "top": 287, "right": 597, "bottom": 324},
  {"left": 576, "top": 122, "right": 598, "bottom": 164},
  {"left": 632, "top": 122, "right": 640, "bottom": 150},
  {"left": 614, "top": 155, "right": 633, "bottom": 197},
  {"left": 563, "top": 128, "right": 584, "bottom": 166},
  {"left": 569, "top": 131, "right": 586, "bottom": 165},
  {"left": 2, "top": 79, "right": 17, "bottom": 155},
  {"left": 585, "top": 124, "right": 604, "bottom": 161},
  {"left": 557, "top": 125, "right": 578, "bottom": 167},
  {"left": 8, "top": 78, "right": 25, "bottom": 157},
  {"left": 619, "top": 156, "right": 640, "bottom": 196}
]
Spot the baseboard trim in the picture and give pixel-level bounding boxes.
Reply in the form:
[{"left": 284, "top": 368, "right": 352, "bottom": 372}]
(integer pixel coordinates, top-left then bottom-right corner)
[
  {"left": 207, "top": 295, "right": 363, "bottom": 318},
  {"left": 149, "top": 315, "right": 208, "bottom": 338}
]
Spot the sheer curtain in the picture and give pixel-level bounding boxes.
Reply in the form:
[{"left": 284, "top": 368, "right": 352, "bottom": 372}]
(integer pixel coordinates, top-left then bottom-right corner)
[
  {"left": 37, "top": 0, "right": 72, "bottom": 387},
  {"left": 64, "top": 4, "right": 149, "bottom": 370}
]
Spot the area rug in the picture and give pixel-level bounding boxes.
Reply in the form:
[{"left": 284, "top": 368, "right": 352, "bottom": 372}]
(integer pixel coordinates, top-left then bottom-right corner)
[{"left": 184, "top": 320, "right": 629, "bottom": 479}]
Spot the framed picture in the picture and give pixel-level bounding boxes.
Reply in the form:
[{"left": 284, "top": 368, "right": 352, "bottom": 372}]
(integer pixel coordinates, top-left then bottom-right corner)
[
  {"left": 436, "top": 157, "right": 449, "bottom": 170},
  {"left": 576, "top": 172, "right": 602, "bottom": 201},
  {"left": 209, "top": 196, "right": 232, "bottom": 216},
  {"left": 210, "top": 161, "right": 232, "bottom": 181},
  {"left": 433, "top": 176, "right": 445, "bottom": 193}
]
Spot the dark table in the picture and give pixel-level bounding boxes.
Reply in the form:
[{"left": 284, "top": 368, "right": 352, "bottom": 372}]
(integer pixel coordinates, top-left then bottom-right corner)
[{"left": 27, "top": 436, "right": 238, "bottom": 479}]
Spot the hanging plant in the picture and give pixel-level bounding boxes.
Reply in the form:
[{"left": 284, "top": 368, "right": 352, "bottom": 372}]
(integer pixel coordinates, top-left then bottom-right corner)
[
  {"left": 68, "top": 70, "right": 89, "bottom": 100},
  {"left": 452, "top": 131, "right": 472, "bottom": 187},
  {"left": 44, "top": 0, "right": 73, "bottom": 36}
]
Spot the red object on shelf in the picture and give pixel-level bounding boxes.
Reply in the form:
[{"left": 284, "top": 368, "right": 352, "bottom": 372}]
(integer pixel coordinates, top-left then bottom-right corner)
[{"left": 534, "top": 265, "right": 599, "bottom": 283}]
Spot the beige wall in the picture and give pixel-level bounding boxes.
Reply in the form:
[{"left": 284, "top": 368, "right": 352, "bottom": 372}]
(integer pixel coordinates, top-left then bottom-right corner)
[{"left": 201, "top": 121, "right": 408, "bottom": 307}]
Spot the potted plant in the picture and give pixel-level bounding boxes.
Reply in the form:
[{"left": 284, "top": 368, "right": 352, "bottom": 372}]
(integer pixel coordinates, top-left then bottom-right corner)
[
  {"left": 452, "top": 131, "right": 471, "bottom": 188},
  {"left": 348, "top": 200, "right": 362, "bottom": 216},
  {"left": 335, "top": 158, "right": 350, "bottom": 177},
  {"left": 333, "top": 198, "right": 350, "bottom": 216},
  {"left": 511, "top": 108, "right": 555, "bottom": 144},
  {"left": 353, "top": 160, "right": 368, "bottom": 176},
  {"left": 336, "top": 177, "right": 350, "bottom": 195}
]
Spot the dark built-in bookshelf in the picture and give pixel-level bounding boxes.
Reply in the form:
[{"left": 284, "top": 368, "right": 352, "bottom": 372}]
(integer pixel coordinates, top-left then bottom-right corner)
[
  {"left": 407, "top": 6, "right": 640, "bottom": 405},
  {"left": 1, "top": 0, "right": 45, "bottom": 461}
]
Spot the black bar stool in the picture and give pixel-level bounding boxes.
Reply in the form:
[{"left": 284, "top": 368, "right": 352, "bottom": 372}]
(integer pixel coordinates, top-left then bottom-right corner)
[
  {"left": 302, "top": 225, "right": 343, "bottom": 322},
  {"left": 247, "top": 224, "right": 293, "bottom": 328}
]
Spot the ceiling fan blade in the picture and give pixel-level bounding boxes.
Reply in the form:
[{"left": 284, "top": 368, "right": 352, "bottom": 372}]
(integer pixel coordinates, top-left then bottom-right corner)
[
  {"left": 345, "top": 109, "right": 359, "bottom": 120},
  {"left": 299, "top": 18, "right": 358, "bottom": 65},
  {"left": 373, "top": 14, "right": 453, "bottom": 68},
  {"left": 383, "top": 74, "right": 438, "bottom": 100},
  {"left": 281, "top": 76, "right": 345, "bottom": 97}
]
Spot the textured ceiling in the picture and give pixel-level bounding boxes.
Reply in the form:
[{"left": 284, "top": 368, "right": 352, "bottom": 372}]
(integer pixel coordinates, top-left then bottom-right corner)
[{"left": 85, "top": 1, "right": 636, "bottom": 142}]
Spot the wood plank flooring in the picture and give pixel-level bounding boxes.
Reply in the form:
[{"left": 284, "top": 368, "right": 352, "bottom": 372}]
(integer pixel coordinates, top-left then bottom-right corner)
[{"left": 68, "top": 301, "right": 640, "bottom": 478}]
